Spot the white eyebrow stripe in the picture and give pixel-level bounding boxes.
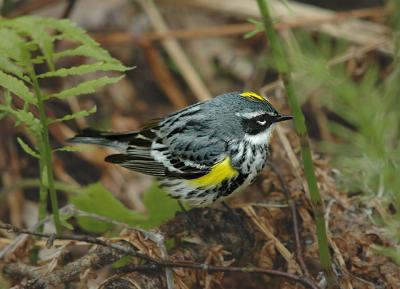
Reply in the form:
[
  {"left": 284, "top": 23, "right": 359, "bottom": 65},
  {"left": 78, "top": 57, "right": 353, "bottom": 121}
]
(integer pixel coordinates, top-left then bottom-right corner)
[
  {"left": 236, "top": 111, "right": 265, "bottom": 119},
  {"left": 236, "top": 111, "right": 276, "bottom": 119}
]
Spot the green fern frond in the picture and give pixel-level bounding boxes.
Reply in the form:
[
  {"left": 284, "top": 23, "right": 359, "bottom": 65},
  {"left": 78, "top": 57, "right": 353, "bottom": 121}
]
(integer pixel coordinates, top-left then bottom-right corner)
[
  {"left": 0, "top": 15, "right": 131, "bottom": 233},
  {"left": 0, "top": 56, "right": 29, "bottom": 82},
  {"left": 54, "top": 45, "right": 119, "bottom": 64},
  {"left": 0, "top": 28, "right": 28, "bottom": 64},
  {"left": 49, "top": 106, "right": 97, "bottom": 124},
  {"left": 8, "top": 17, "right": 55, "bottom": 70},
  {"left": 244, "top": 18, "right": 264, "bottom": 39},
  {"left": 51, "top": 76, "right": 124, "bottom": 100},
  {"left": 53, "top": 145, "right": 90, "bottom": 153},
  {"left": 41, "top": 17, "right": 99, "bottom": 47},
  {"left": 38, "top": 63, "right": 129, "bottom": 79},
  {"left": 0, "top": 71, "right": 36, "bottom": 104},
  {"left": 17, "top": 137, "right": 40, "bottom": 158},
  {"left": 6, "top": 108, "right": 42, "bottom": 136}
]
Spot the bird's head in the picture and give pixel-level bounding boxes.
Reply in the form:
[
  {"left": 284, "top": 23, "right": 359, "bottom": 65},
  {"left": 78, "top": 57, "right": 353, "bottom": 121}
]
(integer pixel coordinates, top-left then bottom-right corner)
[{"left": 208, "top": 91, "right": 293, "bottom": 145}]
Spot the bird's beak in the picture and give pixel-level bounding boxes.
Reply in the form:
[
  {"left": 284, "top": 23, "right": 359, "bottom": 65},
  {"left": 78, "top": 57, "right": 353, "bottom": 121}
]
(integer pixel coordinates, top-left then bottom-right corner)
[{"left": 274, "top": 114, "right": 293, "bottom": 123}]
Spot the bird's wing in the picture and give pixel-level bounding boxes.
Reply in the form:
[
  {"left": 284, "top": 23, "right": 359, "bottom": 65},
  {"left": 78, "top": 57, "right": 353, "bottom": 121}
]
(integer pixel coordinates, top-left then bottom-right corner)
[
  {"left": 106, "top": 118, "right": 229, "bottom": 179},
  {"left": 105, "top": 124, "right": 168, "bottom": 176},
  {"left": 155, "top": 118, "right": 229, "bottom": 178}
]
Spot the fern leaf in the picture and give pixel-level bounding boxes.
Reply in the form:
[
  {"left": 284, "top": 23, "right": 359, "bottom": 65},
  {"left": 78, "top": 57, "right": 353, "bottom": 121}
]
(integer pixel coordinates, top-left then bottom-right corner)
[
  {"left": 4, "top": 88, "right": 12, "bottom": 105},
  {"left": 54, "top": 145, "right": 90, "bottom": 152},
  {"left": 37, "top": 62, "right": 130, "bottom": 78},
  {"left": 17, "top": 137, "right": 40, "bottom": 158},
  {"left": 0, "top": 28, "right": 28, "bottom": 64},
  {"left": 1, "top": 94, "right": 40, "bottom": 135},
  {"left": 9, "top": 17, "right": 55, "bottom": 70},
  {"left": 0, "top": 55, "right": 30, "bottom": 82},
  {"left": 51, "top": 76, "right": 124, "bottom": 100},
  {"left": 10, "top": 109, "right": 42, "bottom": 136},
  {"left": 49, "top": 106, "right": 97, "bottom": 124},
  {"left": 41, "top": 18, "right": 99, "bottom": 47},
  {"left": 54, "top": 45, "right": 119, "bottom": 64},
  {"left": 0, "top": 71, "right": 36, "bottom": 104}
]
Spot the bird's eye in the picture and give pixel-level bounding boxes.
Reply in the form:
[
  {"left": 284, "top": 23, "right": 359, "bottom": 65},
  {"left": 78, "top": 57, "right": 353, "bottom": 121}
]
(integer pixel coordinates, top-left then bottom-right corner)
[{"left": 256, "top": 120, "right": 266, "bottom": 126}]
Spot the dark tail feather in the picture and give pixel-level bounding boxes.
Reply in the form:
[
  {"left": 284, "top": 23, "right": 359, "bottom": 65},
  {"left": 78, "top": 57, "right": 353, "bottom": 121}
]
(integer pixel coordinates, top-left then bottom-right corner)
[{"left": 68, "top": 129, "right": 138, "bottom": 151}]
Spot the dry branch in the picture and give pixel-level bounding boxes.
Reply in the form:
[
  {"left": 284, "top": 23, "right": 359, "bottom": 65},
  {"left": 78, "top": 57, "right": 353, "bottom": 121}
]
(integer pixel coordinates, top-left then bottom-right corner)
[
  {"left": 4, "top": 246, "right": 122, "bottom": 289},
  {"left": 138, "top": 0, "right": 212, "bottom": 101},
  {"left": 91, "top": 7, "right": 385, "bottom": 45},
  {"left": 1, "top": 208, "right": 319, "bottom": 289},
  {"left": 165, "top": 0, "right": 393, "bottom": 55}
]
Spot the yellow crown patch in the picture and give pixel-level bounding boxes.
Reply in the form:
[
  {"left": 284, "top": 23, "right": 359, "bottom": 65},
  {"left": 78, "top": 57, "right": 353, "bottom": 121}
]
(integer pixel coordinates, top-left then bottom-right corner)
[{"left": 240, "top": 91, "right": 267, "bottom": 102}]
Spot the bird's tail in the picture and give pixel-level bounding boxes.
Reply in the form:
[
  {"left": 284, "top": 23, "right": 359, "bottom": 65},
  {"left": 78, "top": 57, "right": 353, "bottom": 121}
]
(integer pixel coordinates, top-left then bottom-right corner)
[{"left": 68, "top": 129, "right": 138, "bottom": 152}]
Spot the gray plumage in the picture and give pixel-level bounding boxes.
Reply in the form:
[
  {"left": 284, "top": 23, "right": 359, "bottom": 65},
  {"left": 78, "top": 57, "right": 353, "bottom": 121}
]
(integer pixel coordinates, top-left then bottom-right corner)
[{"left": 69, "top": 91, "right": 292, "bottom": 206}]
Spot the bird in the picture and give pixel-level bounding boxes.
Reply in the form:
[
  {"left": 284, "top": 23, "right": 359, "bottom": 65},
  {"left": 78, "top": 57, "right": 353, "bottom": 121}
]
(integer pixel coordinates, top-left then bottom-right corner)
[{"left": 69, "top": 91, "right": 292, "bottom": 207}]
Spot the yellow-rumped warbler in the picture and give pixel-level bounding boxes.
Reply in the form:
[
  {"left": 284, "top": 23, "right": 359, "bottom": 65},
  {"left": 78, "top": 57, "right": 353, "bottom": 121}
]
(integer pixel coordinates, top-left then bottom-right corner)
[{"left": 70, "top": 91, "right": 292, "bottom": 206}]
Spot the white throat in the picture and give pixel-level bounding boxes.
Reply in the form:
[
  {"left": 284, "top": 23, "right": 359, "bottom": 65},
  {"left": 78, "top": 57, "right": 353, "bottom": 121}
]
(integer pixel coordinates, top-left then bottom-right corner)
[{"left": 244, "top": 125, "right": 275, "bottom": 146}]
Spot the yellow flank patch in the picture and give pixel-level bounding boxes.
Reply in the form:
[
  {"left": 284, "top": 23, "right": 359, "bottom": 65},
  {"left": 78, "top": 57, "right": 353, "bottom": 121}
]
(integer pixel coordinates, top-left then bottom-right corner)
[
  {"left": 240, "top": 91, "right": 266, "bottom": 102},
  {"left": 188, "top": 157, "right": 238, "bottom": 187}
]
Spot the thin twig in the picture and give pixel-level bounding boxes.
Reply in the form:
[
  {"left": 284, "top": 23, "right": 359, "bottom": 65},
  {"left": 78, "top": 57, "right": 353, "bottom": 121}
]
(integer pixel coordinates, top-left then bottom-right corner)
[
  {"left": 4, "top": 246, "right": 122, "bottom": 289},
  {"left": 139, "top": 40, "right": 188, "bottom": 108},
  {"left": 137, "top": 0, "right": 212, "bottom": 101},
  {"left": 0, "top": 205, "right": 74, "bottom": 259},
  {"left": 256, "top": 0, "right": 338, "bottom": 287},
  {"left": 119, "top": 263, "right": 319, "bottom": 289},
  {"left": 242, "top": 205, "right": 302, "bottom": 273},
  {"left": 66, "top": 207, "right": 176, "bottom": 289},
  {"left": 269, "top": 163, "right": 313, "bottom": 280},
  {"left": 91, "top": 6, "right": 385, "bottom": 45},
  {"left": 0, "top": 223, "right": 156, "bottom": 263},
  {"left": 61, "top": 0, "right": 77, "bottom": 19},
  {"left": 0, "top": 223, "right": 318, "bottom": 289},
  {"left": 172, "top": 0, "right": 392, "bottom": 55}
]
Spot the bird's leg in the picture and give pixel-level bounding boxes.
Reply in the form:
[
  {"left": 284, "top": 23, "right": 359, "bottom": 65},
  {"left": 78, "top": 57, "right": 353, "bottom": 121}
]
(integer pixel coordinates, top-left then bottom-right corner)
[
  {"left": 178, "top": 200, "right": 187, "bottom": 214},
  {"left": 221, "top": 201, "right": 249, "bottom": 241},
  {"left": 177, "top": 200, "right": 198, "bottom": 233}
]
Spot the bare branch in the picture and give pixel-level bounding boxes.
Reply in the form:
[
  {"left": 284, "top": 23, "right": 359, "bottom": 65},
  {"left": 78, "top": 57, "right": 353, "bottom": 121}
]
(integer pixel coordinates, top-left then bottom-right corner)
[{"left": 0, "top": 221, "right": 319, "bottom": 289}]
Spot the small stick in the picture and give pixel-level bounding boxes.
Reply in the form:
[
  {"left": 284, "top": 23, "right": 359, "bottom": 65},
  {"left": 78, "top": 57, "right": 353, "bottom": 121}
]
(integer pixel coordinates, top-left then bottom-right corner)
[
  {"left": 0, "top": 222, "right": 318, "bottom": 289},
  {"left": 137, "top": 0, "right": 212, "bottom": 101},
  {"left": 61, "top": 0, "right": 77, "bottom": 19},
  {"left": 269, "top": 163, "right": 313, "bottom": 280}
]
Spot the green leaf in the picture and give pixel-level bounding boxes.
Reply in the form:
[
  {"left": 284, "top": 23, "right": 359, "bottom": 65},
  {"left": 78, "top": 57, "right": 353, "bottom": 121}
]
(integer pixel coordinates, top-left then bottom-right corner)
[
  {"left": 37, "top": 62, "right": 130, "bottom": 78},
  {"left": 41, "top": 18, "right": 99, "bottom": 48},
  {"left": 51, "top": 76, "right": 124, "bottom": 99},
  {"left": 76, "top": 216, "right": 112, "bottom": 233},
  {"left": 112, "top": 256, "right": 134, "bottom": 269},
  {"left": 10, "top": 109, "right": 42, "bottom": 136},
  {"left": 0, "top": 55, "right": 29, "bottom": 82},
  {"left": 49, "top": 106, "right": 97, "bottom": 123},
  {"left": 70, "top": 183, "right": 146, "bottom": 233},
  {"left": 243, "top": 18, "right": 264, "bottom": 39},
  {"left": 60, "top": 214, "right": 74, "bottom": 230},
  {"left": 4, "top": 88, "right": 12, "bottom": 105},
  {"left": 135, "top": 182, "right": 179, "bottom": 228},
  {"left": 8, "top": 16, "right": 55, "bottom": 70},
  {"left": 53, "top": 145, "right": 91, "bottom": 153},
  {"left": 0, "top": 70, "right": 36, "bottom": 104},
  {"left": 0, "top": 28, "right": 28, "bottom": 63},
  {"left": 244, "top": 29, "right": 261, "bottom": 39},
  {"left": 17, "top": 137, "right": 39, "bottom": 158},
  {"left": 54, "top": 45, "right": 119, "bottom": 64}
]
